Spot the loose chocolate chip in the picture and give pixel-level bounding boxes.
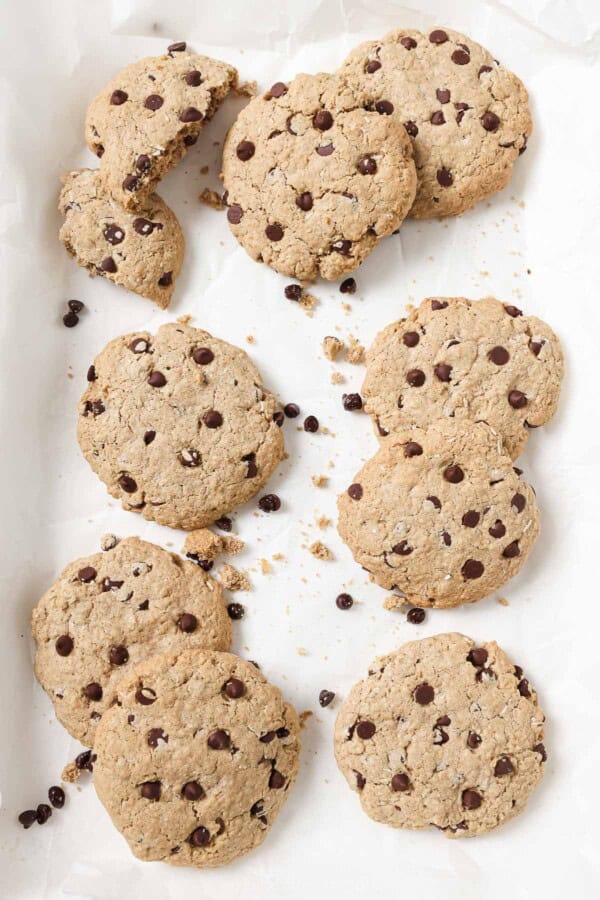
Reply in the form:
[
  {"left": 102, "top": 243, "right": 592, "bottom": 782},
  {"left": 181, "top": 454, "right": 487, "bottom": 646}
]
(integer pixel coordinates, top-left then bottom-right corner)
[
  {"left": 236, "top": 140, "right": 255, "bottom": 161},
  {"left": 48, "top": 786, "right": 65, "bottom": 809},
  {"left": 109, "top": 645, "right": 129, "bottom": 666},
  {"left": 110, "top": 89, "right": 128, "bottom": 105},
  {"left": 404, "top": 441, "right": 423, "bottom": 458},
  {"left": 508, "top": 390, "right": 527, "bottom": 409},
  {"left": 284, "top": 403, "right": 300, "bottom": 418},
  {"left": 406, "top": 368, "right": 425, "bottom": 387},
  {"left": 192, "top": 347, "right": 214, "bottom": 365},
  {"left": 123, "top": 174, "right": 140, "bottom": 192},
  {"left": 259, "top": 493, "right": 281, "bottom": 512},
  {"left": 158, "top": 271, "right": 173, "bottom": 287},
  {"left": 427, "top": 495, "right": 442, "bottom": 509},
  {"left": 182, "top": 781, "right": 204, "bottom": 800},
  {"left": 284, "top": 284, "right": 302, "bottom": 301},
  {"left": 512, "top": 493, "right": 526, "bottom": 513},
  {"left": 434, "top": 363, "right": 452, "bottom": 382},
  {"left": 135, "top": 686, "right": 157, "bottom": 705},
  {"left": 148, "top": 371, "right": 166, "bottom": 387},
  {"left": 444, "top": 464, "right": 464, "bottom": 483},
  {"left": 216, "top": 516, "right": 232, "bottom": 532},
  {"left": 356, "top": 720, "right": 376, "bottom": 739},
  {"left": 494, "top": 756, "right": 514, "bottom": 777},
  {"left": 208, "top": 729, "right": 230, "bottom": 750},
  {"left": 431, "top": 111, "right": 446, "bottom": 125},
  {"left": 177, "top": 613, "right": 197, "bottom": 633},
  {"left": 185, "top": 70, "right": 202, "bottom": 86},
  {"left": 488, "top": 346, "right": 510, "bottom": 365},
  {"left": 83, "top": 682, "right": 103, "bottom": 701},
  {"left": 504, "top": 304, "right": 523, "bottom": 318},
  {"left": 227, "top": 203, "right": 244, "bottom": 224},
  {"left": 347, "top": 483, "right": 363, "bottom": 500},
  {"left": 265, "top": 223, "right": 284, "bottom": 241},
  {"left": 223, "top": 678, "right": 245, "bottom": 699},
  {"left": 141, "top": 781, "right": 162, "bottom": 800},
  {"left": 365, "top": 59, "right": 381, "bottom": 72},
  {"left": 518, "top": 678, "right": 531, "bottom": 698},
  {"left": 462, "top": 510, "right": 480, "bottom": 528},
  {"left": 392, "top": 540, "right": 413, "bottom": 556},
  {"left": 316, "top": 143, "right": 334, "bottom": 157},
  {"left": 467, "top": 731, "right": 482, "bottom": 749},
  {"left": 75, "top": 749, "right": 96, "bottom": 771},
  {"left": 313, "top": 110, "right": 333, "bottom": 131},
  {"left": 86, "top": 365, "right": 96, "bottom": 382},
  {"left": 479, "top": 65, "right": 493, "bottom": 76},
  {"left": 436, "top": 88, "right": 451, "bottom": 103},
  {"left": 143, "top": 430, "right": 156, "bottom": 445},
  {"left": 168, "top": 41, "right": 187, "bottom": 52},
  {"left": 331, "top": 239, "right": 351, "bottom": 255},
  {"left": 358, "top": 156, "right": 377, "bottom": 175},
  {"left": 269, "top": 770, "right": 286, "bottom": 789},
  {"left": 343, "top": 393, "right": 363, "bottom": 411},
  {"left": 502, "top": 540, "right": 521, "bottom": 559},
  {"left": 36, "top": 804, "right": 52, "bottom": 825},
  {"left": 100, "top": 256, "right": 117, "bottom": 273},
  {"left": 68, "top": 299, "right": 84, "bottom": 314},
  {"left": 414, "top": 683, "right": 434, "bottom": 705},
  {"left": 451, "top": 48, "right": 471, "bottom": 65},
  {"left": 391, "top": 773, "right": 411, "bottom": 791},
  {"left": 203, "top": 409, "right": 223, "bottom": 428},
  {"left": 534, "top": 743, "right": 547, "bottom": 762},
  {"left": 78, "top": 566, "right": 97, "bottom": 583},
  {"left": 468, "top": 648, "right": 488, "bottom": 667},
  {"left": 404, "top": 607, "right": 427, "bottom": 629},
  {"left": 304, "top": 415, "right": 319, "bottom": 433},
  {"left": 55, "top": 635, "right": 73, "bottom": 657},
  {"left": 462, "top": 789, "right": 482, "bottom": 809},
  {"left": 189, "top": 826, "right": 210, "bottom": 847},
  {"left": 118, "top": 474, "right": 137, "bottom": 493},
  {"left": 481, "top": 111, "right": 500, "bottom": 132},
  {"left": 436, "top": 167, "right": 453, "bottom": 187},
  {"left": 227, "top": 602, "right": 245, "bottom": 620},
  {"left": 462, "top": 559, "right": 484, "bottom": 580},
  {"left": 404, "top": 121, "right": 418, "bottom": 137},
  {"left": 429, "top": 29, "right": 449, "bottom": 43},
  {"left": 319, "top": 690, "right": 335, "bottom": 707},
  {"left": 180, "top": 106, "right": 203, "bottom": 122},
  {"left": 144, "top": 94, "right": 164, "bottom": 111},
  {"left": 18, "top": 810, "right": 38, "bottom": 829},
  {"left": 336, "top": 592, "right": 353, "bottom": 610},
  {"left": 489, "top": 519, "right": 506, "bottom": 538}
]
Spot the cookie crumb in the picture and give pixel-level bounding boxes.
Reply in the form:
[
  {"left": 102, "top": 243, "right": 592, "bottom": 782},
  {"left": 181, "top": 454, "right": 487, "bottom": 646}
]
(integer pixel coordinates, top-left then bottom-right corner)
[
  {"left": 200, "top": 165, "right": 209, "bottom": 175},
  {"left": 346, "top": 338, "right": 365, "bottom": 365},
  {"left": 311, "top": 474, "right": 329, "bottom": 488},
  {"left": 323, "top": 336, "right": 344, "bottom": 360},
  {"left": 497, "top": 596, "right": 509, "bottom": 606},
  {"left": 330, "top": 371, "right": 345, "bottom": 384},
  {"left": 309, "top": 541, "right": 333, "bottom": 561},
  {"left": 316, "top": 515, "right": 331, "bottom": 530},
  {"left": 61, "top": 762, "right": 81, "bottom": 784},
  {"left": 236, "top": 80, "right": 258, "bottom": 97},
  {"left": 177, "top": 314, "right": 192, "bottom": 325},
  {"left": 297, "top": 647, "right": 308, "bottom": 656},
  {"left": 246, "top": 335, "right": 255, "bottom": 344},
  {"left": 299, "top": 710, "right": 313, "bottom": 728},
  {"left": 218, "top": 563, "right": 251, "bottom": 592},
  {"left": 300, "top": 292, "right": 318, "bottom": 315},
  {"left": 260, "top": 558, "right": 272, "bottom": 575},
  {"left": 272, "top": 552, "right": 285, "bottom": 561},
  {"left": 383, "top": 594, "right": 407, "bottom": 611},
  {"left": 100, "top": 533, "right": 119, "bottom": 551},
  {"left": 199, "top": 188, "right": 225, "bottom": 210},
  {"left": 183, "top": 528, "right": 244, "bottom": 563}
]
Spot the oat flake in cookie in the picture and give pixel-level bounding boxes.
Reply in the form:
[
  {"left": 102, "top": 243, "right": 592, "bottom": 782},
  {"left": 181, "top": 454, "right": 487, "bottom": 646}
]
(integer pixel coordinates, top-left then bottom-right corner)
[
  {"left": 363, "top": 297, "right": 563, "bottom": 459},
  {"left": 221, "top": 72, "right": 417, "bottom": 281},
  {"left": 59, "top": 169, "right": 184, "bottom": 308},
  {"left": 85, "top": 49, "right": 237, "bottom": 210},
  {"left": 77, "top": 323, "right": 285, "bottom": 530},
  {"left": 93, "top": 650, "right": 300, "bottom": 867},
  {"left": 334, "top": 633, "right": 547, "bottom": 837},
  {"left": 339, "top": 27, "right": 532, "bottom": 218},
  {"left": 31, "top": 538, "right": 231, "bottom": 746},
  {"left": 337, "top": 419, "right": 540, "bottom": 608}
]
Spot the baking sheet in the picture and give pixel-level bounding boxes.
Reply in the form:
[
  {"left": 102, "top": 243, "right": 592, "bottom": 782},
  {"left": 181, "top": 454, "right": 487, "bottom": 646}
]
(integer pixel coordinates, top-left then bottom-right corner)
[{"left": 1, "top": 0, "right": 600, "bottom": 896}]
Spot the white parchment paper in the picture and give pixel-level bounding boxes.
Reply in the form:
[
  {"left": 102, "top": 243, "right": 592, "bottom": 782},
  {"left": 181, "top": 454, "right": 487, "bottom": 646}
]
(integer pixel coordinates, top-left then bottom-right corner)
[{"left": 1, "top": 0, "right": 600, "bottom": 897}]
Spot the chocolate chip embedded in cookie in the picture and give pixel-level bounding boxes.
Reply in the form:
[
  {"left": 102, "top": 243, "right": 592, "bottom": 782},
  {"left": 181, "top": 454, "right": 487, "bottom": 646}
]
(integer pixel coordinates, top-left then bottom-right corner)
[
  {"left": 31, "top": 538, "right": 231, "bottom": 746},
  {"left": 85, "top": 49, "right": 237, "bottom": 209},
  {"left": 337, "top": 419, "right": 539, "bottom": 608},
  {"left": 334, "top": 633, "right": 546, "bottom": 837},
  {"left": 222, "top": 72, "right": 416, "bottom": 281},
  {"left": 339, "top": 28, "right": 532, "bottom": 218},
  {"left": 77, "top": 323, "right": 285, "bottom": 530},
  {"left": 58, "top": 169, "right": 184, "bottom": 308},
  {"left": 362, "top": 297, "right": 563, "bottom": 459},
  {"left": 93, "top": 650, "right": 300, "bottom": 867}
]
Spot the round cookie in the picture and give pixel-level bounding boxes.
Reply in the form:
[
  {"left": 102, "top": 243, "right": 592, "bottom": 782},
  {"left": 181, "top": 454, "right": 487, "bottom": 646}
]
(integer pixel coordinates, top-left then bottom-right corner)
[
  {"left": 93, "top": 650, "right": 301, "bottom": 867},
  {"left": 31, "top": 537, "right": 231, "bottom": 746},
  {"left": 221, "top": 72, "right": 417, "bottom": 281},
  {"left": 337, "top": 419, "right": 540, "bottom": 608},
  {"left": 78, "top": 323, "right": 285, "bottom": 530},
  {"left": 334, "top": 633, "right": 547, "bottom": 837},
  {"left": 339, "top": 27, "right": 532, "bottom": 218},
  {"left": 363, "top": 297, "right": 563, "bottom": 459},
  {"left": 86, "top": 46, "right": 237, "bottom": 210},
  {"left": 59, "top": 169, "right": 184, "bottom": 308}
]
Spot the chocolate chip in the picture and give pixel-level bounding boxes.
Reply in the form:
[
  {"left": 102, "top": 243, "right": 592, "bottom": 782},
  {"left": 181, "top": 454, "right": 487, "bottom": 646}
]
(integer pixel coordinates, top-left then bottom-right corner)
[
  {"left": 110, "top": 89, "right": 128, "bottom": 105},
  {"left": 182, "top": 781, "right": 204, "bottom": 800},
  {"left": 436, "top": 88, "right": 451, "bottom": 103},
  {"left": 431, "top": 299, "right": 448, "bottom": 310},
  {"left": 313, "top": 110, "right": 333, "bottom": 131},
  {"left": 319, "top": 690, "right": 335, "bottom": 707},
  {"left": 489, "top": 519, "right": 506, "bottom": 538},
  {"left": 502, "top": 540, "right": 521, "bottom": 559},
  {"left": 358, "top": 156, "right": 377, "bottom": 175},
  {"left": 462, "top": 510, "right": 480, "bottom": 528},
  {"left": 488, "top": 346, "right": 509, "bottom": 365},
  {"left": 135, "top": 686, "right": 156, "bottom": 705},
  {"left": 434, "top": 363, "right": 452, "bottom": 382},
  {"left": 103, "top": 223, "right": 125, "bottom": 246},
  {"left": 504, "top": 304, "right": 523, "bottom": 318},
  {"left": 365, "top": 59, "right": 381, "bottom": 72},
  {"left": 462, "top": 559, "right": 484, "bottom": 579},
  {"left": 467, "top": 731, "right": 482, "bottom": 749},
  {"left": 100, "top": 256, "right": 117, "bottom": 273},
  {"left": 336, "top": 592, "right": 353, "bottom": 610},
  {"left": 83, "top": 399, "right": 105, "bottom": 417},
  {"left": 203, "top": 409, "right": 223, "bottom": 428},
  {"left": 216, "top": 516, "right": 232, "bottom": 532},
  {"left": 406, "top": 368, "right": 425, "bottom": 387},
  {"left": 404, "top": 121, "right": 418, "bottom": 137},
  {"left": 192, "top": 347, "right": 214, "bottom": 365},
  {"left": 392, "top": 540, "right": 413, "bottom": 556},
  {"left": 462, "top": 789, "right": 482, "bottom": 809},
  {"left": 269, "top": 770, "right": 286, "bottom": 789},
  {"left": 265, "top": 223, "right": 284, "bottom": 241},
  {"left": 75, "top": 749, "right": 96, "bottom": 771},
  {"left": 296, "top": 191, "right": 313, "bottom": 210},
  {"left": 148, "top": 371, "right": 166, "bottom": 387},
  {"left": 223, "top": 678, "right": 245, "bottom": 699},
  {"left": 109, "top": 645, "right": 129, "bottom": 666},
  {"left": 83, "top": 682, "right": 103, "bottom": 701},
  {"left": 133, "top": 217, "right": 160, "bottom": 237},
  {"left": 404, "top": 441, "right": 423, "bottom": 457},
  {"left": 342, "top": 393, "right": 363, "bottom": 411},
  {"left": 356, "top": 720, "right": 376, "bottom": 739},
  {"left": 511, "top": 493, "right": 526, "bottom": 513},
  {"left": 227, "top": 602, "right": 245, "bottom": 620},
  {"left": 407, "top": 607, "right": 425, "bottom": 624},
  {"left": 441, "top": 531, "right": 452, "bottom": 547},
  {"left": 429, "top": 29, "right": 449, "bottom": 43},
  {"left": 391, "top": 773, "right": 411, "bottom": 791},
  {"left": 479, "top": 65, "right": 493, "bottom": 76},
  {"left": 118, "top": 474, "right": 137, "bottom": 493},
  {"left": 48, "top": 786, "right": 65, "bottom": 809},
  {"left": 259, "top": 493, "right": 281, "bottom": 512},
  {"left": 267, "top": 81, "right": 287, "bottom": 98},
  {"left": 508, "top": 390, "right": 527, "bottom": 409},
  {"left": 431, "top": 111, "right": 445, "bottom": 125},
  {"left": 142, "top": 430, "right": 156, "bottom": 446},
  {"left": 189, "top": 826, "right": 210, "bottom": 847},
  {"left": 185, "top": 70, "right": 202, "bottom": 86},
  {"left": 177, "top": 613, "right": 197, "bottom": 633},
  {"left": 129, "top": 337, "right": 149, "bottom": 353},
  {"left": 494, "top": 756, "right": 514, "bottom": 777},
  {"left": 427, "top": 495, "right": 442, "bottom": 509},
  {"left": 347, "top": 483, "right": 363, "bottom": 500},
  {"left": 316, "top": 143, "right": 334, "bottom": 156},
  {"left": 158, "top": 271, "right": 173, "bottom": 287},
  {"left": 534, "top": 743, "right": 547, "bottom": 762},
  {"left": 180, "top": 106, "right": 203, "bottom": 122},
  {"left": 481, "top": 111, "right": 500, "bottom": 132},
  {"left": 529, "top": 340, "right": 543, "bottom": 356},
  {"left": 208, "top": 729, "right": 230, "bottom": 750},
  {"left": 284, "top": 403, "right": 300, "bottom": 418},
  {"left": 141, "top": 781, "right": 161, "bottom": 800},
  {"left": 331, "top": 239, "right": 351, "bottom": 255},
  {"left": 179, "top": 448, "right": 200, "bottom": 467},
  {"left": 36, "top": 804, "right": 52, "bottom": 825},
  {"left": 403, "top": 331, "right": 419, "bottom": 348},
  {"left": 144, "top": 94, "right": 164, "bottom": 110},
  {"left": 18, "top": 810, "right": 38, "bottom": 829},
  {"left": 443, "top": 464, "right": 464, "bottom": 483},
  {"left": 236, "top": 140, "right": 255, "bottom": 161},
  {"left": 414, "top": 683, "right": 434, "bottom": 705},
  {"left": 284, "top": 284, "right": 302, "bottom": 301},
  {"left": 87, "top": 365, "right": 96, "bottom": 382},
  {"left": 223, "top": 202, "right": 244, "bottom": 226},
  {"left": 276, "top": 726, "right": 289, "bottom": 738},
  {"left": 168, "top": 41, "right": 187, "bottom": 52},
  {"left": 77, "top": 566, "right": 97, "bottom": 583},
  {"left": 55, "top": 635, "right": 73, "bottom": 657},
  {"left": 436, "top": 167, "right": 453, "bottom": 187},
  {"left": 451, "top": 48, "right": 470, "bottom": 65},
  {"left": 467, "top": 647, "right": 488, "bottom": 667},
  {"left": 134, "top": 155, "right": 151, "bottom": 175},
  {"left": 304, "top": 415, "right": 319, "bottom": 433},
  {"left": 123, "top": 174, "right": 140, "bottom": 192},
  {"left": 518, "top": 678, "right": 531, "bottom": 698}
]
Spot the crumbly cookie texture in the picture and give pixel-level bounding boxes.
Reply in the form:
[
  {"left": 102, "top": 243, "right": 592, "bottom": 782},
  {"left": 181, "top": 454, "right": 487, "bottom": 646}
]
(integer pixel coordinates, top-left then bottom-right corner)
[
  {"left": 31, "top": 538, "right": 231, "bottom": 746},
  {"left": 339, "top": 27, "right": 532, "bottom": 218},
  {"left": 86, "top": 49, "right": 237, "bottom": 209},
  {"left": 337, "top": 419, "right": 539, "bottom": 608},
  {"left": 78, "top": 323, "right": 285, "bottom": 530},
  {"left": 93, "top": 650, "right": 301, "bottom": 867},
  {"left": 183, "top": 528, "right": 244, "bottom": 561},
  {"left": 58, "top": 169, "right": 184, "bottom": 308},
  {"left": 222, "top": 72, "right": 416, "bottom": 281},
  {"left": 362, "top": 297, "right": 563, "bottom": 459},
  {"left": 334, "top": 633, "right": 546, "bottom": 837}
]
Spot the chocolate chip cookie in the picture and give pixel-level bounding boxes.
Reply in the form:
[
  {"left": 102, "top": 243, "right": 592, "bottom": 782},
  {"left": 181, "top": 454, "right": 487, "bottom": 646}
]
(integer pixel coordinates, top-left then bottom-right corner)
[
  {"left": 339, "top": 27, "right": 532, "bottom": 218},
  {"left": 31, "top": 537, "right": 231, "bottom": 746},
  {"left": 221, "top": 72, "right": 417, "bottom": 281},
  {"left": 93, "top": 650, "right": 300, "bottom": 867},
  {"left": 78, "top": 323, "right": 285, "bottom": 530},
  {"left": 337, "top": 419, "right": 540, "bottom": 607},
  {"left": 85, "top": 45, "right": 237, "bottom": 209},
  {"left": 59, "top": 169, "right": 184, "bottom": 307},
  {"left": 334, "top": 633, "right": 547, "bottom": 837},
  {"left": 362, "top": 297, "right": 563, "bottom": 459}
]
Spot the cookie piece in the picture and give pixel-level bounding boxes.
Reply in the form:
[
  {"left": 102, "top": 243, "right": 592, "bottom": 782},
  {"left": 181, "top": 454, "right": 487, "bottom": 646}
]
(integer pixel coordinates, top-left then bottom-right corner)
[
  {"left": 221, "top": 72, "right": 416, "bottom": 281},
  {"left": 86, "top": 48, "right": 237, "bottom": 209},
  {"left": 59, "top": 169, "right": 184, "bottom": 308},
  {"left": 31, "top": 538, "right": 231, "bottom": 746},
  {"left": 363, "top": 297, "right": 563, "bottom": 459},
  {"left": 334, "top": 633, "right": 546, "bottom": 837},
  {"left": 78, "top": 323, "right": 285, "bottom": 530},
  {"left": 339, "top": 28, "right": 531, "bottom": 218},
  {"left": 337, "top": 419, "right": 539, "bottom": 607},
  {"left": 93, "top": 650, "right": 300, "bottom": 867}
]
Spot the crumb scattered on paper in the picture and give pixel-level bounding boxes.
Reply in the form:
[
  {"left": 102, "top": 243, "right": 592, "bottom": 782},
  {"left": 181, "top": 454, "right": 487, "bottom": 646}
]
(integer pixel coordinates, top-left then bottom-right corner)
[
  {"left": 260, "top": 558, "right": 272, "bottom": 575},
  {"left": 246, "top": 335, "right": 255, "bottom": 344},
  {"left": 299, "top": 710, "right": 313, "bottom": 727},
  {"left": 316, "top": 515, "right": 331, "bottom": 530},
  {"left": 383, "top": 594, "right": 406, "bottom": 611},
  {"left": 297, "top": 647, "right": 308, "bottom": 656},
  {"left": 309, "top": 541, "right": 332, "bottom": 560},
  {"left": 177, "top": 314, "right": 192, "bottom": 325},
  {"left": 184, "top": 528, "right": 244, "bottom": 562},
  {"left": 300, "top": 292, "right": 318, "bottom": 315},
  {"left": 346, "top": 337, "right": 365, "bottom": 365},
  {"left": 219, "top": 563, "right": 250, "bottom": 592},
  {"left": 331, "top": 371, "right": 344, "bottom": 384},
  {"left": 100, "top": 533, "right": 118, "bottom": 551},
  {"left": 62, "top": 762, "right": 80, "bottom": 783},
  {"left": 311, "top": 474, "right": 328, "bottom": 488},
  {"left": 199, "top": 188, "right": 225, "bottom": 210},
  {"left": 323, "top": 335, "right": 344, "bottom": 360},
  {"left": 497, "top": 596, "right": 509, "bottom": 606}
]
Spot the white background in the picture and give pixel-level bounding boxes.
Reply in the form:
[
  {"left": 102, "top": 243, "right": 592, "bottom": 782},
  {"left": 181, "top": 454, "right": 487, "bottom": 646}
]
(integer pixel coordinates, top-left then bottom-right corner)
[{"left": 1, "top": 0, "right": 600, "bottom": 897}]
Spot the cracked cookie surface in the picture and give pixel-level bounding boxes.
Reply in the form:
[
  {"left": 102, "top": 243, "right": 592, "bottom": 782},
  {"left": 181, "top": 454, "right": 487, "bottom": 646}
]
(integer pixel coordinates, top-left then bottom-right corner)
[
  {"left": 93, "top": 650, "right": 300, "bottom": 867},
  {"left": 221, "top": 72, "right": 416, "bottom": 281},
  {"left": 337, "top": 419, "right": 540, "bottom": 607},
  {"left": 362, "top": 297, "right": 563, "bottom": 459},
  {"left": 59, "top": 169, "right": 184, "bottom": 308},
  {"left": 78, "top": 323, "right": 285, "bottom": 530},
  {"left": 86, "top": 47, "right": 237, "bottom": 209},
  {"left": 334, "top": 633, "right": 546, "bottom": 837},
  {"left": 339, "top": 27, "right": 532, "bottom": 218},
  {"left": 31, "top": 537, "right": 231, "bottom": 746}
]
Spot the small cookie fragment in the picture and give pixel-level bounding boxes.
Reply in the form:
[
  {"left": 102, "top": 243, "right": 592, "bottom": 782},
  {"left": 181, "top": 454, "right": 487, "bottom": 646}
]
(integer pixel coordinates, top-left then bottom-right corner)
[
  {"left": 218, "top": 564, "right": 250, "bottom": 592},
  {"left": 334, "top": 633, "right": 546, "bottom": 837},
  {"left": 93, "top": 650, "right": 301, "bottom": 867},
  {"left": 183, "top": 529, "right": 244, "bottom": 563},
  {"left": 346, "top": 339, "right": 365, "bottom": 365},
  {"left": 59, "top": 169, "right": 184, "bottom": 308},
  {"left": 323, "top": 336, "right": 345, "bottom": 361},
  {"left": 308, "top": 541, "right": 333, "bottom": 560},
  {"left": 199, "top": 188, "right": 226, "bottom": 210}
]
